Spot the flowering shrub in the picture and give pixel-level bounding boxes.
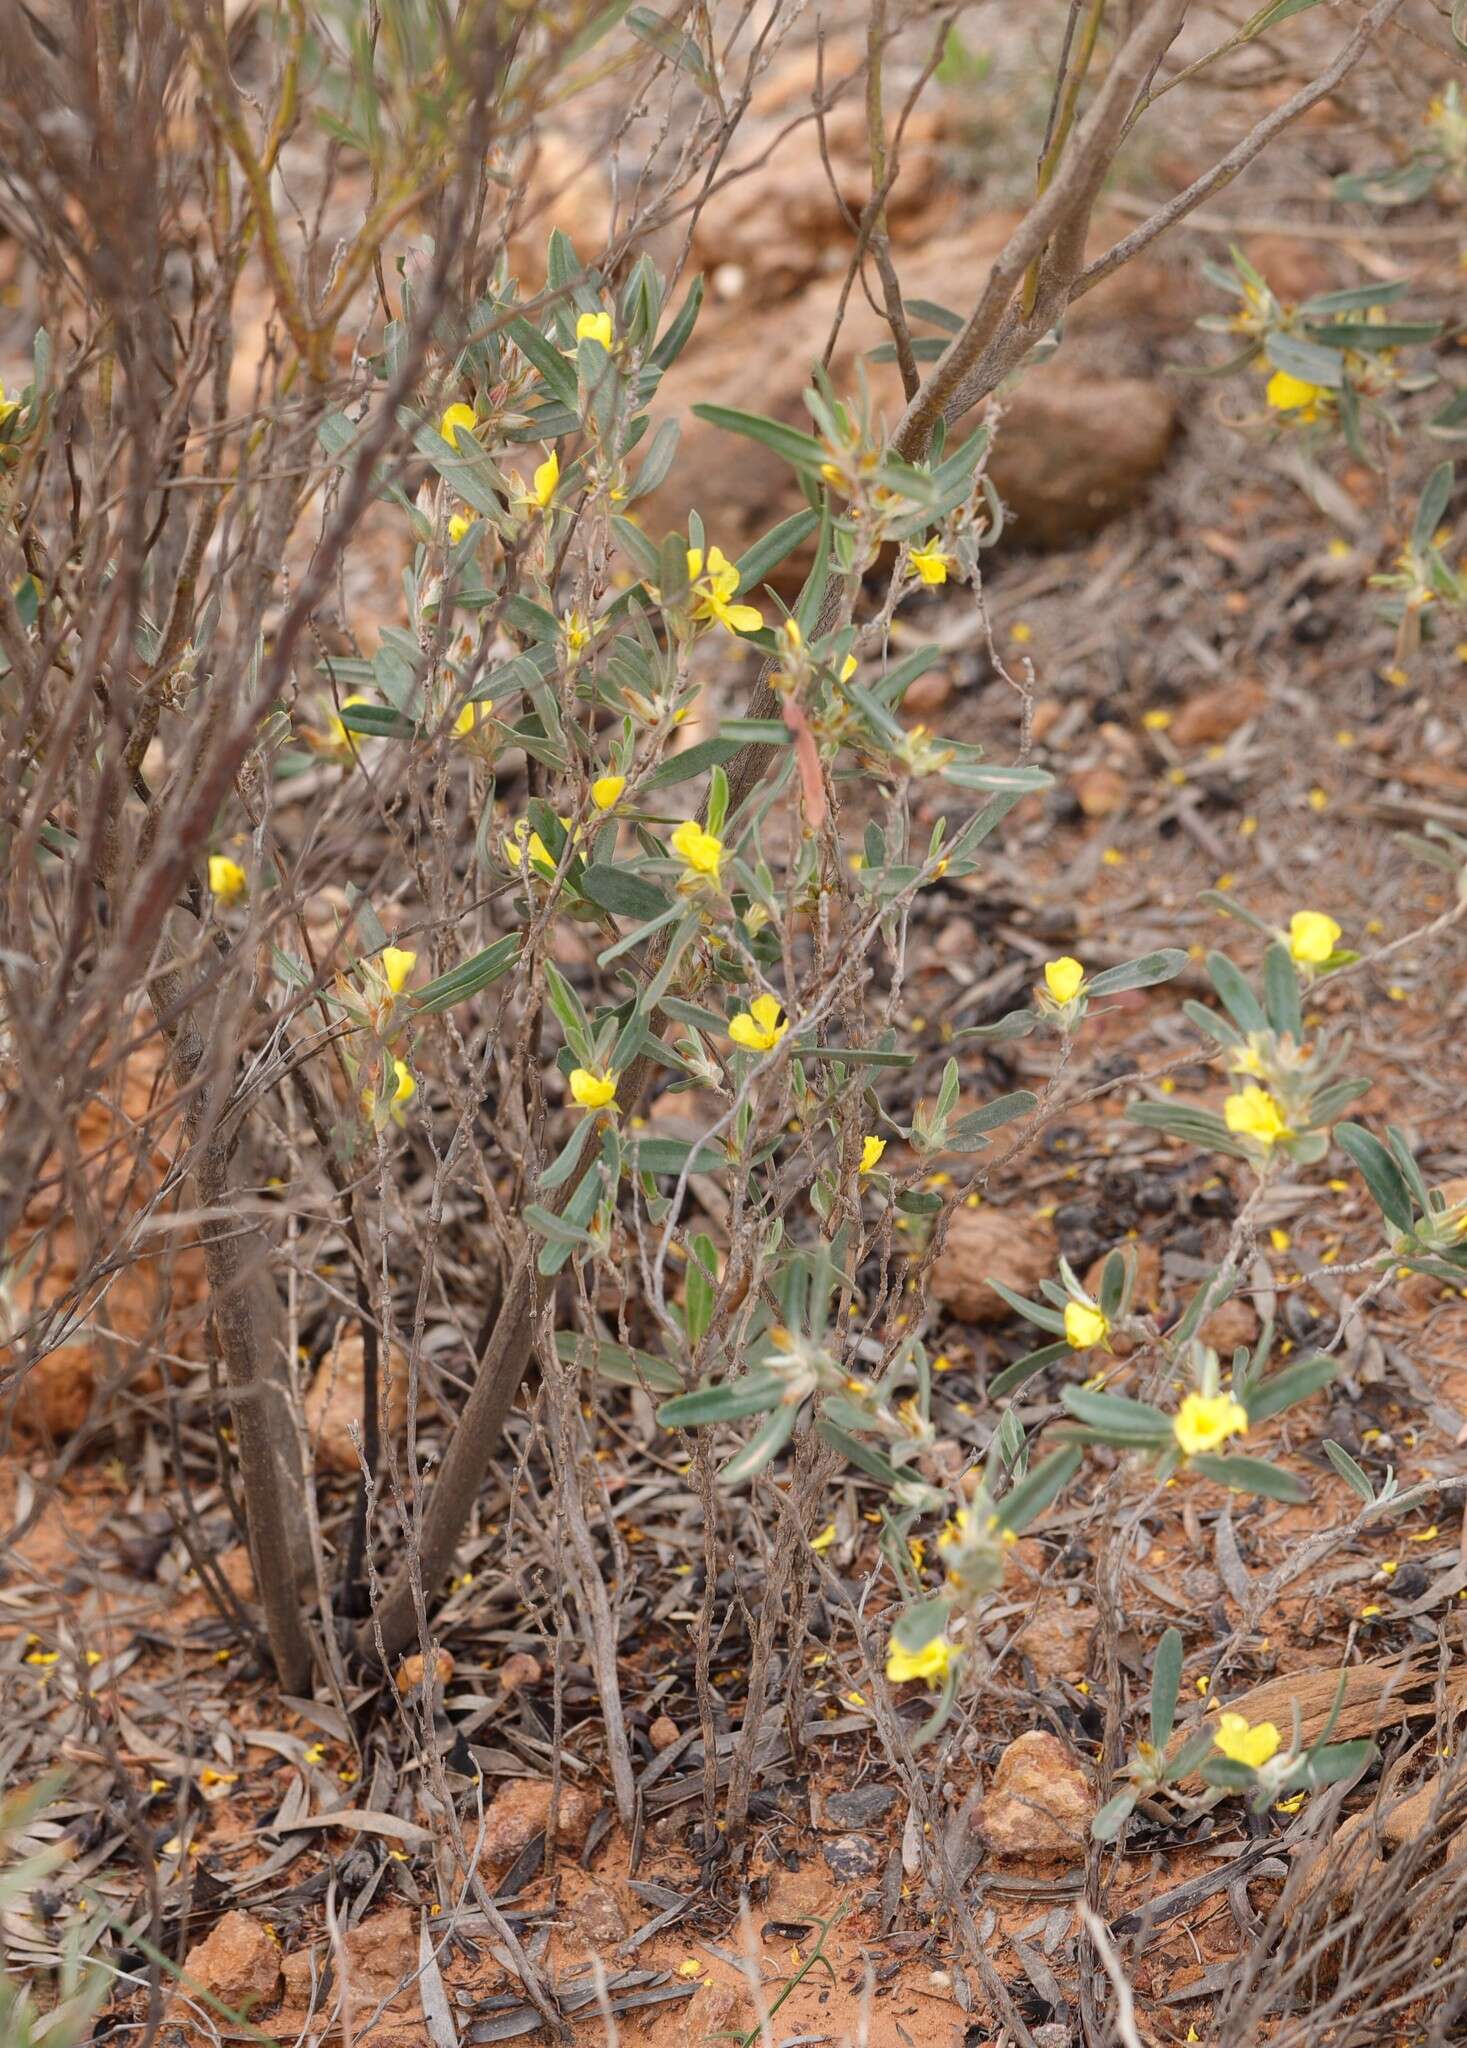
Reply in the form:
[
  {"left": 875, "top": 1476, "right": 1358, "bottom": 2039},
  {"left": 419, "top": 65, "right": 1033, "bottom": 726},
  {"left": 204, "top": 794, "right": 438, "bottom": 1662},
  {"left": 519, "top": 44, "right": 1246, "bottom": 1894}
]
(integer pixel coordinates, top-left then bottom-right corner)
[{"left": 3, "top": 0, "right": 1462, "bottom": 1952}]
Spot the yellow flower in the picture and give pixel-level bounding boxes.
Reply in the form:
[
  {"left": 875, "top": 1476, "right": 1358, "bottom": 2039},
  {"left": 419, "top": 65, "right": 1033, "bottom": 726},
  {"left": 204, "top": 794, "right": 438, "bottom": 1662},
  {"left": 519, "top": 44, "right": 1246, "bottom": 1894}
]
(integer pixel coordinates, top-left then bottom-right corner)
[
  {"left": 325, "top": 692, "right": 372, "bottom": 752},
  {"left": 569, "top": 1067, "right": 618, "bottom": 1111},
  {"left": 504, "top": 816, "right": 571, "bottom": 872},
  {"left": 729, "top": 993, "right": 788, "bottom": 1053},
  {"left": 859, "top": 1135, "right": 886, "bottom": 1174},
  {"left": 1064, "top": 1301, "right": 1110, "bottom": 1351},
  {"left": 448, "top": 513, "right": 473, "bottom": 545},
  {"left": 1213, "top": 1711, "right": 1281, "bottom": 1769},
  {"left": 362, "top": 1059, "right": 415, "bottom": 1122},
  {"left": 380, "top": 946, "right": 416, "bottom": 993},
  {"left": 1173, "top": 1391, "right": 1249, "bottom": 1457},
  {"left": 208, "top": 855, "right": 247, "bottom": 903},
  {"left": 908, "top": 544, "right": 950, "bottom": 586},
  {"left": 564, "top": 611, "right": 591, "bottom": 655},
  {"left": 840, "top": 654, "right": 858, "bottom": 682},
  {"left": 886, "top": 1634, "right": 957, "bottom": 1685},
  {"left": 531, "top": 449, "right": 559, "bottom": 510},
  {"left": 455, "top": 701, "right": 491, "bottom": 740},
  {"left": 1265, "top": 370, "right": 1331, "bottom": 421},
  {"left": 576, "top": 310, "right": 613, "bottom": 348},
  {"left": 591, "top": 774, "right": 626, "bottom": 811},
  {"left": 439, "top": 402, "right": 478, "bottom": 448},
  {"left": 1044, "top": 956, "right": 1085, "bottom": 1004},
  {"left": 1224, "top": 1085, "right": 1290, "bottom": 1149},
  {"left": 671, "top": 817, "right": 724, "bottom": 883},
  {"left": 687, "top": 545, "right": 764, "bottom": 635},
  {"left": 1287, "top": 910, "right": 1342, "bottom": 967}
]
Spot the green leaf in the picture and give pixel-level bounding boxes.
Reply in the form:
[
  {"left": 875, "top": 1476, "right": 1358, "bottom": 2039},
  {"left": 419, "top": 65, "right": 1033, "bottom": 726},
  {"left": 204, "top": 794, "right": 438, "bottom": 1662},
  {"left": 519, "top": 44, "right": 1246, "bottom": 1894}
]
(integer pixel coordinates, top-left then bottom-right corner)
[
  {"left": 720, "top": 1402, "right": 798, "bottom": 1484},
  {"left": 1412, "top": 462, "right": 1454, "bottom": 556},
  {"left": 1265, "top": 332, "right": 1347, "bottom": 389},
  {"left": 539, "top": 1114, "right": 596, "bottom": 1192},
  {"left": 890, "top": 1595, "right": 956, "bottom": 1654},
  {"left": 1206, "top": 953, "right": 1268, "bottom": 1035},
  {"left": 1128, "top": 1103, "right": 1249, "bottom": 1158},
  {"left": 1060, "top": 1388, "right": 1173, "bottom": 1443},
  {"left": 1336, "top": 1122, "right": 1416, "bottom": 1231},
  {"left": 505, "top": 315, "right": 580, "bottom": 411},
  {"left": 626, "top": 5, "right": 716, "bottom": 91},
  {"left": 987, "top": 1340, "right": 1069, "bottom": 1399},
  {"left": 1263, "top": 942, "right": 1302, "bottom": 1041},
  {"left": 578, "top": 864, "right": 672, "bottom": 921},
  {"left": 734, "top": 509, "right": 820, "bottom": 598},
  {"left": 689, "top": 402, "right": 826, "bottom": 471},
  {"left": 947, "top": 1089, "right": 1037, "bottom": 1150},
  {"left": 630, "top": 1135, "right": 729, "bottom": 1176},
  {"left": 955, "top": 1007, "right": 1037, "bottom": 1044},
  {"left": 1091, "top": 1790, "right": 1138, "bottom": 1843},
  {"left": 998, "top": 1446, "right": 1084, "bottom": 1532},
  {"left": 1151, "top": 1627, "right": 1184, "bottom": 1750},
  {"left": 1243, "top": 1353, "right": 1337, "bottom": 1425},
  {"left": 1291, "top": 1738, "right": 1375, "bottom": 1790},
  {"left": 412, "top": 934, "right": 522, "bottom": 1012},
  {"left": 644, "top": 734, "right": 755, "bottom": 789},
  {"left": 808, "top": 1047, "right": 917, "bottom": 1068},
  {"left": 554, "top": 1330, "right": 682, "bottom": 1394},
  {"left": 987, "top": 1280, "right": 1068, "bottom": 1336},
  {"left": 816, "top": 1421, "right": 902, "bottom": 1487},
  {"left": 657, "top": 1371, "right": 785, "bottom": 1427},
  {"left": 1084, "top": 949, "right": 1189, "bottom": 997},
  {"left": 1187, "top": 1453, "right": 1308, "bottom": 1502},
  {"left": 337, "top": 700, "right": 415, "bottom": 745},
  {"left": 1323, "top": 1438, "right": 1376, "bottom": 1505},
  {"left": 650, "top": 275, "right": 705, "bottom": 371}
]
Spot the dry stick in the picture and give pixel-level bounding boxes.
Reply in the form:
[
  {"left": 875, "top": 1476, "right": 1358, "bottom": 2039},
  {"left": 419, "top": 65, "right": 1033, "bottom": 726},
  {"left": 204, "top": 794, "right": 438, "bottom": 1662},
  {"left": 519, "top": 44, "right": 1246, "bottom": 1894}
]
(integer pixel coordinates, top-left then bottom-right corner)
[
  {"left": 1073, "top": 0, "right": 1411, "bottom": 302},
  {"left": 148, "top": 940, "right": 315, "bottom": 1693}
]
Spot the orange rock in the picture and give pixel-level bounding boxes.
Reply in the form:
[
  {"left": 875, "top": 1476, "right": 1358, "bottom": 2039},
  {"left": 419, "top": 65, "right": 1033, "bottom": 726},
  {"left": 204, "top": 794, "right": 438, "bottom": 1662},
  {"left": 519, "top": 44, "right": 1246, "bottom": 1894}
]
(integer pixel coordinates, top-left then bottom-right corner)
[
  {"left": 479, "top": 1777, "right": 600, "bottom": 1870},
  {"left": 931, "top": 1207, "right": 1057, "bottom": 1327},
  {"left": 1072, "top": 765, "right": 1129, "bottom": 819},
  {"left": 1170, "top": 678, "right": 1269, "bottom": 748},
  {"left": 303, "top": 1331, "right": 409, "bottom": 1477},
  {"left": 977, "top": 1730, "right": 1094, "bottom": 1860},
  {"left": 396, "top": 1648, "right": 454, "bottom": 1695},
  {"left": 650, "top": 1714, "right": 680, "bottom": 1752},
  {"left": 168, "top": 1911, "right": 281, "bottom": 2034}
]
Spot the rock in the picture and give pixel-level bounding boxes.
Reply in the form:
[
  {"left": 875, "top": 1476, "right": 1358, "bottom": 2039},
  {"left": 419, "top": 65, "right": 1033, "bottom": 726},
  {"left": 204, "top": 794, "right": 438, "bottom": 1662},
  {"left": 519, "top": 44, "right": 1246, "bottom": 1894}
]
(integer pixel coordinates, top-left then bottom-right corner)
[
  {"left": 480, "top": 1777, "right": 599, "bottom": 1870},
  {"left": 169, "top": 1912, "right": 281, "bottom": 2029},
  {"left": 570, "top": 1882, "right": 627, "bottom": 1947},
  {"left": 395, "top": 1647, "right": 454, "bottom": 1696},
  {"left": 685, "top": 34, "right": 953, "bottom": 304},
  {"left": 825, "top": 1784, "right": 899, "bottom": 1827},
  {"left": 819, "top": 1832, "right": 883, "bottom": 1881},
  {"left": 636, "top": 222, "right": 1177, "bottom": 575},
  {"left": 899, "top": 666, "right": 955, "bottom": 717},
  {"left": 1296, "top": 1775, "right": 1463, "bottom": 1920},
  {"left": 976, "top": 1730, "right": 1093, "bottom": 1861},
  {"left": 1198, "top": 1296, "right": 1260, "bottom": 1356},
  {"left": 1012, "top": 1601, "right": 1098, "bottom": 1684},
  {"left": 650, "top": 1714, "right": 681, "bottom": 1752},
  {"left": 1071, "top": 765, "right": 1129, "bottom": 819},
  {"left": 8, "top": 1350, "right": 95, "bottom": 1440},
  {"left": 985, "top": 372, "right": 1177, "bottom": 549},
  {"left": 498, "top": 1651, "right": 541, "bottom": 1692},
  {"left": 931, "top": 1206, "right": 1057, "bottom": 1327},
  {"left": 1169, "top": 678, "right": 1269, "bottom": 748},
  {"left": 303, "top": 1332, "right": 408, "bottom": 1477},
  {"left": 337, "top": 1905, "right": 421, "bottom": 2014}
]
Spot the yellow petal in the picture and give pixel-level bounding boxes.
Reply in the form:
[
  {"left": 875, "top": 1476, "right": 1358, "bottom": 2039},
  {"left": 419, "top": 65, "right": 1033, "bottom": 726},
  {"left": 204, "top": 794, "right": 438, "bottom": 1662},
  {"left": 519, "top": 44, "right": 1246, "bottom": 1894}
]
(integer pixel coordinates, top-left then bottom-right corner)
[{"left": 439, "top": 402, "right": 478, "bottom": 449}]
